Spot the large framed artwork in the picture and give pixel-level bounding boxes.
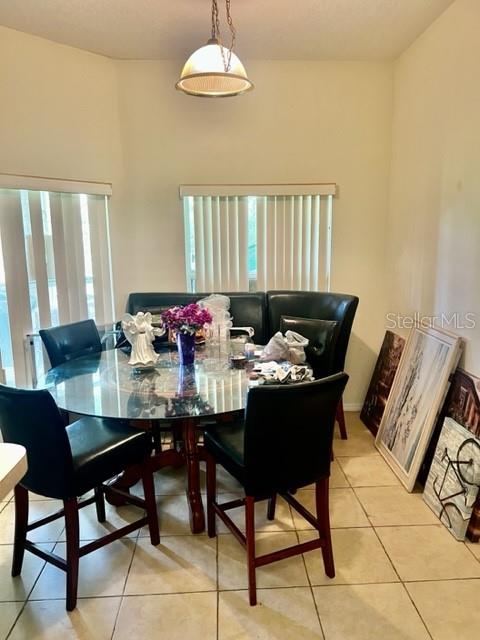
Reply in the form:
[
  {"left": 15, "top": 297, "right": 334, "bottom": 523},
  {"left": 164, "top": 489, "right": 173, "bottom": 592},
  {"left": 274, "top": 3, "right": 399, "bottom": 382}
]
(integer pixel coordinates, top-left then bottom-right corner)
[
  {"left": 360, "top": 331, "right": 405, "bottom": 436},
  {"left": 375, "top": 326, "right": 462, "bottom": 491},
  {"left": 423, "top": 417, "right": 480, "bottom": 540}
]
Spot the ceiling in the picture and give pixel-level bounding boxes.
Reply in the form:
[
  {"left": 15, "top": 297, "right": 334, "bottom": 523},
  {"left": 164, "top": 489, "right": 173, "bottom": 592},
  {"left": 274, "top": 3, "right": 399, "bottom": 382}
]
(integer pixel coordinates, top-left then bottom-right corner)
[{"left": 0, "top": 0, "right": 454, "bottom": 61}]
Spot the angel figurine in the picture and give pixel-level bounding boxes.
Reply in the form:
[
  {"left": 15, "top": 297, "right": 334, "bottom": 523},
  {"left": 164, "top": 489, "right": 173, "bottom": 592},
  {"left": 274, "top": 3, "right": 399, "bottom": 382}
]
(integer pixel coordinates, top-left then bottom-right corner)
[{"left": 121, "top": 312, "right": 165, "bottom": 367}]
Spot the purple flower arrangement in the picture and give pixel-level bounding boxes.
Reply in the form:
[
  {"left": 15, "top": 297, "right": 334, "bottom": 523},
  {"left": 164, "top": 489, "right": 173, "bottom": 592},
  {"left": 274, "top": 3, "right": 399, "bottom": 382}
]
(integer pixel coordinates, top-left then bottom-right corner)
[{"left": 161, "top": 303, "right": 213, "bottom": 336}]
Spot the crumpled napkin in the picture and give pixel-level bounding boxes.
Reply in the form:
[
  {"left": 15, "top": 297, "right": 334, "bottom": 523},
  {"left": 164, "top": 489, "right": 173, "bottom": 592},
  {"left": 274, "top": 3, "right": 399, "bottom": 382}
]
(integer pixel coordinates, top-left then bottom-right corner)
[{"left": 253, "top": 361, "right": 313, "bottom": 384}]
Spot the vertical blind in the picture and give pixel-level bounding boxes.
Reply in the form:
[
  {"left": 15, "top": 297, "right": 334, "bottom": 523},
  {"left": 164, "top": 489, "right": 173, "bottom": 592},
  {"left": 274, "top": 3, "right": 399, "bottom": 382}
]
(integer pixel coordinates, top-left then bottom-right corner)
[
  {"left": 181, "top": 184, "right": 336, "bottom": 293},
  {"left": 0, "top": 175, "right": 114, "bottom": 386},
  {"left": 187, "top": 195, "right": 249, "bottom": 291}
]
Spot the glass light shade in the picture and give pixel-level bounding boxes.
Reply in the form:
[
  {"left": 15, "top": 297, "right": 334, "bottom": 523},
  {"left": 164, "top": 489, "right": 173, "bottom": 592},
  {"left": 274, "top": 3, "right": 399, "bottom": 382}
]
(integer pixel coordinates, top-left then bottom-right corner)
[{"left": 176, "top": 41, "right": 253, "bottom": 97}]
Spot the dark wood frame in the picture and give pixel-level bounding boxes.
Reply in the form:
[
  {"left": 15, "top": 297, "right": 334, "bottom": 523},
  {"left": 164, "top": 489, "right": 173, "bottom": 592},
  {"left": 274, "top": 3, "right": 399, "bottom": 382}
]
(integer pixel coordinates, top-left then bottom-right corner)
[
  {"left": 107, "top": 417, "right": 207, "bottom": 533},
  {"left": 12, "top": 462, "right": 159, "bottom": 611},
  {"left": 205, "top": 452, "right": 334, "bottom": 605},
  {"left": 109, "top": 404, "right": 346, "bottom": 537}
]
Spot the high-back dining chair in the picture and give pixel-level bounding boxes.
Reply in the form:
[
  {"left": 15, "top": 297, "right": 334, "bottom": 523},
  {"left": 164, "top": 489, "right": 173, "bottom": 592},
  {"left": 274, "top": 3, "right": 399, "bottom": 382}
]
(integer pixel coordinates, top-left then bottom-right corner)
[
  {"left": 267, "top": 291, "right": 359, "bottom": 439},
  {"left": 39, "top": 319, "right": 102, "bottom": 369},
  {"left": 204, "top": 372, "right": 348, "bottom": 605},
  {"left": 0, "top": 384, "right": 159, "bottom": 610},
  {"left": 280, "top": 315, "right": 340, "bottom": 379}
]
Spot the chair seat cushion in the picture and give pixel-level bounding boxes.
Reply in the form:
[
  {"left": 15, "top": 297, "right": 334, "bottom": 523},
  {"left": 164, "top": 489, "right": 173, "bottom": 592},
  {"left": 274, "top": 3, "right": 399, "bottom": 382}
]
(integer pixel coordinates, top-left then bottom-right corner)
[
  {"left": 204, "top": 420, "right": 246, "bottom": 488},
  {"left": 67, "top": 417, "right": 150, "bottom": 497}
]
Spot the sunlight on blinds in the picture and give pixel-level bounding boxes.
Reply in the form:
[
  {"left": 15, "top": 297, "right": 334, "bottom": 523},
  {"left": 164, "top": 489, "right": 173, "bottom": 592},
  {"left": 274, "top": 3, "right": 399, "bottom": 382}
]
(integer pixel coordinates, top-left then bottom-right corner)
[{"left": 0, "top": 188, "right": 114, "bottom": 385}]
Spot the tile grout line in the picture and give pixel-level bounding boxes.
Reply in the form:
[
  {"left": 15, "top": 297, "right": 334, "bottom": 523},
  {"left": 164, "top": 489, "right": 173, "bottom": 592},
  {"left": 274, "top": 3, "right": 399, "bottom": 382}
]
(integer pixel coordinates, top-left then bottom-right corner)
[
  {"left": 296, "top": 526, "right": 327, "bottom": 639},
  {"left": 337, "top": 448, "right": 432, "bottom": 637},
  {"left": 370, "top": 522, "right": 434, "bottom": 640},
  {"left": 110, "top": 531, "right": 139, "bottom": 640},
  {"left": 5, "top": 521, "right": 66, "bottom": 640},
  {"left": 464, "top": 543, "right": 480, "bottom": 565},
  {"left": 341, "top": 420, "right": 436, "bottom": 637}
]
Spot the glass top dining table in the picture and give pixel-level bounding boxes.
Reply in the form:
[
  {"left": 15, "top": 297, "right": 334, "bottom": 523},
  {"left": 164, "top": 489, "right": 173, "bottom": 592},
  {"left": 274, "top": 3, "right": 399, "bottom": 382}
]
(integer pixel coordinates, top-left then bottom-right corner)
[
  {"left": 39, "top": 345, "right": 253, "bottom": 421},
  {"left": 39, "top": 344, "right": 254, "bottom": 534}
]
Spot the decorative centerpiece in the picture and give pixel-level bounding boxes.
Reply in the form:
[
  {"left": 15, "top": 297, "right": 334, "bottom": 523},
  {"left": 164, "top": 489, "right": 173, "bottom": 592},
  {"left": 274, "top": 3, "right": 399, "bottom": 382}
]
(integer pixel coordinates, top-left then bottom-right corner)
[
  {"left": 121, "top": 312, "right": 165, "bottom": 368},
  {"left": 161, "top": 303, "right": 212, "bottom": 365}
]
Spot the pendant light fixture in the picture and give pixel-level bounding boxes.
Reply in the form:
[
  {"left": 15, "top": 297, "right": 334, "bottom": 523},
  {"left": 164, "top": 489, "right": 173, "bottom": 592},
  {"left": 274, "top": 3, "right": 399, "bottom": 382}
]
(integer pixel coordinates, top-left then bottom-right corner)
[{"left": 176, "top": 0, "right": 253, "bottom": 98}]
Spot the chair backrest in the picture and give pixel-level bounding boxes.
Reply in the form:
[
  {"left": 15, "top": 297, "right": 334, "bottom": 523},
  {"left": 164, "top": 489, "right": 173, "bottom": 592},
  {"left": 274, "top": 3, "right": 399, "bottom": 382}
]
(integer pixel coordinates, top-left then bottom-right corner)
[
  {"left": 280, "top": 315, "right": 340, "bottom": 378},
  {"left": 0, "top": 385, "right": 74, "bottom": 498},
  {"left": 266, "top": 291, "right": 359, "bottom": 372},
  {"left": 243, "top": 373, "right": 348, "bottom": 495},
  {"left": 40, "top": 319, "right": 102, "bottom": 369}
]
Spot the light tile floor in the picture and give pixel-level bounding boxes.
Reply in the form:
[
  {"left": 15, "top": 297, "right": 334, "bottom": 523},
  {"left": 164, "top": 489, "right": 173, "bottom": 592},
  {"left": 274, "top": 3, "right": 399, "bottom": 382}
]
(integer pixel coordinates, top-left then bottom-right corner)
[{"left": 0, "top": 413, "right": 479, "bottom": 639}]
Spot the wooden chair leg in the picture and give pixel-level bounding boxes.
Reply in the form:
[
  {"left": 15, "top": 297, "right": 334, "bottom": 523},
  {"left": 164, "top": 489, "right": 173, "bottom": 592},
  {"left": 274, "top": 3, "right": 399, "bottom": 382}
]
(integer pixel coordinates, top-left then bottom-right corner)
[
  {"left": 152, "top": 426, "right": 162, "bottom": 454},
  {"left": 316, "top": 478, "right": 335, "bottom": 578},
  {"left": 267, "top": 494, "right": 277, "bottom": 521},
  {"left": 336, "top": 398, "right": 348, "bottom": 440},
  {"left": 172, "top": 424, "right": 183, "bottom": 452},
  {"left": 94, "top": 486, "right": 106, "bottom": 523},
  {"left": 64, "top": 498, "right": 80, "bottom": 611},
  {"left": 205, "top": 454, "right": 217, "bottom": 538},
  {"left": 141, "top": 466, "right": 160, "bottom": 546},
  {"left": 12, "top": 485, "right": 29, "bottom": 577},
  {"left": 245, "top": 496, "right": 257, "bottom": 606}
]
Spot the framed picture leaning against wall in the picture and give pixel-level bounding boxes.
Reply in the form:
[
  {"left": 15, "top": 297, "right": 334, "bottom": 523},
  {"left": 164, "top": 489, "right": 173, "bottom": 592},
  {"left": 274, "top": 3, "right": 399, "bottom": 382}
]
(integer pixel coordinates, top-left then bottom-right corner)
[{"left": 375, "top": 325, "right": 462, "bottom": 491}]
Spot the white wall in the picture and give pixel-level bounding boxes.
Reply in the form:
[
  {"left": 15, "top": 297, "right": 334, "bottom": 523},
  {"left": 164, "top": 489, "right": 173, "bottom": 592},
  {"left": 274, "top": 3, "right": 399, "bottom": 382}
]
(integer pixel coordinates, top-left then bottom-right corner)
[
  {"left": 0, "top": 26, "right": 122, "bottom": 185},
  {"left": 0, "top": 26, "right": 393, "bottom": 405},
  {"left": 387, "top": 0, "right": 480, "bottom": 376},
  {"left": 113, "top": 60, "right": 393, "bottom": 405}
]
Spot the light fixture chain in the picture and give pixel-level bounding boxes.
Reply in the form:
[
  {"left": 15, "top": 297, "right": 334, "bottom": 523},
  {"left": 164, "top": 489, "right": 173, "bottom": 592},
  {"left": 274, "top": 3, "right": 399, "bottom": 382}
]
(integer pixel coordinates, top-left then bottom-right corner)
[
  {"left": 211, "top": 0, "right": 219, "bottom": 40},
  {"left": 210, "top": 0, "right": 236, "bottom": 73},
  {"left": 225, "top": 0, "right": 236, "bottom": 71}
]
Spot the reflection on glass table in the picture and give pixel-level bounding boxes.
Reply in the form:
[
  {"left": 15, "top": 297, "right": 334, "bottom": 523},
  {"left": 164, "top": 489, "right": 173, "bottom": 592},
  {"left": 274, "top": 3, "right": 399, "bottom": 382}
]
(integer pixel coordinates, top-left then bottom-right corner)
[{"left": 39, "top": 345, "right": 251, "bottom": 421}]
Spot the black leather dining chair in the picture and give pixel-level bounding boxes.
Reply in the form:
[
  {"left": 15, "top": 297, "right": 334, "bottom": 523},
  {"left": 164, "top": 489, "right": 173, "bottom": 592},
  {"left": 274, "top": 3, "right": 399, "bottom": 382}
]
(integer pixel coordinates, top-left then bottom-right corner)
[
  {"left": 280, "top": 315, "right": 340, "bottom": 379},
  {"left": 204, "top": 372, "right": 348, "bottom": 606},
  {"left": 0, "top": 384, "right": 159, "bottom": 611},
  {"left": 39, "top": 319, "right": 102, "bottom": 369},
  {"left": 267, "top": 291, "right": 359, "bottom": 439}
]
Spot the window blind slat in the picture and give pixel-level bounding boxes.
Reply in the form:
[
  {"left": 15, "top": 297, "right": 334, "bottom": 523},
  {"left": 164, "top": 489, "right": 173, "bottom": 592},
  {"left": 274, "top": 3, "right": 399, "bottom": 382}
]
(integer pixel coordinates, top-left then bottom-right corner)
[
  {"left": 301, "top": 196, "right": 312, "bottom": 290},
  {"left": 0, "top": 190, "right": 32, "bottom": 385},
  {"left": 318, "top": 195, "right": 330, "bottom": 292},
  {"left": 229, "top": 197, "right": 239, "bottom": 290},
  {"left": 310, "top": 195, "right": 321, "bottom": 290},
  {"left": 28, "top": 192, "right": 52, "bottom": 330},
  {"left": 238, "top": 196, "right": 249, "bottom": 291},
  {"left": 325, "top": 195, "right": 334, "bottom": 291},
  {"left": 256, "top": 197, "right": 267, "bottom": 292},
  {"left": 203, "top": 197, "right": 214, "bottom": 292},
  {"left": 212, "top": 197, "right": 222, "bottom": 292},
  {"left": 61, "top": 194, "right": 88, "bottom": 321},
  {"left": 193, "top": 197, "right": 206, "bottom": 292},
  {"left": 293, "top": 196, "right": 303, "bottom": 290},
  {"left": 88, "top": 195, "right": 114, "bottom": 325},
  {"left": 265, "top": 197, "right": 277, "bottom": 289},
  {"left": 286, "top": 196, "right": 295, "bottom": 289},
  {"left": 49, "top": 192, "right": 71, "bottom": 324},
  {"left": 219, "top": 197, "right": 231, "bottom": 290}
]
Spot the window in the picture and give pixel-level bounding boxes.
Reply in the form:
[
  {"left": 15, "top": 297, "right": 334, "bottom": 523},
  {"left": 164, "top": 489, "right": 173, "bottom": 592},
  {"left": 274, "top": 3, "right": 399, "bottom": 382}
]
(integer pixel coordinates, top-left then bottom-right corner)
[
  {"left": 181, "top": 184, "right": 335, "bottom": 293},
  {"left": 0, "top": 175, "right": 115, "bottom": 386}
]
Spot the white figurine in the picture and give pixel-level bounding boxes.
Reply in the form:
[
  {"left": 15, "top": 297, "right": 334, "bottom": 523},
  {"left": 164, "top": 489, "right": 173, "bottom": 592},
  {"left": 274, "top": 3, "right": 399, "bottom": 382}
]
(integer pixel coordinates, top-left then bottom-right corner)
[{"left": 121, "top": 312, "right": 165, "bottom": 367}]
